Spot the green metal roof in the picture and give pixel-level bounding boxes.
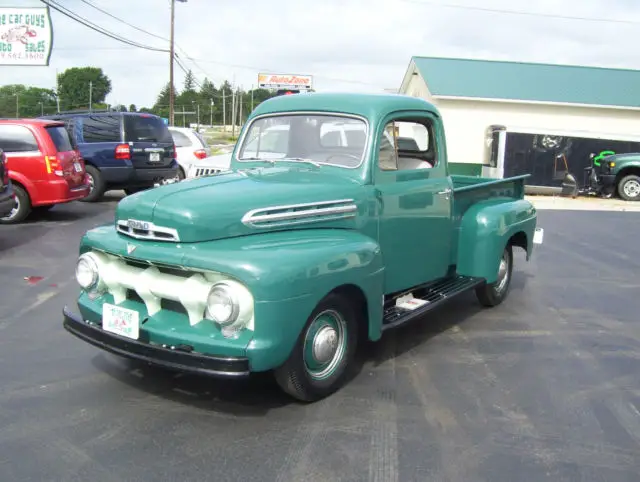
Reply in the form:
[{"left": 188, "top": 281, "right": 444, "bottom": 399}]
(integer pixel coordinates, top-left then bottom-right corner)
[
  {"left": 411, "top": 56, "right": 640, "bottom": 108},
  {"left": 250, "top": 92, "right": 439, "bottom": 122}
]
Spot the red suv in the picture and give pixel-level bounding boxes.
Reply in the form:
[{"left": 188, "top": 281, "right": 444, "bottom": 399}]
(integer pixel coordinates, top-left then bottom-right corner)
[{"left": 0, "top": 119, "right": 90, "bottom": 223}]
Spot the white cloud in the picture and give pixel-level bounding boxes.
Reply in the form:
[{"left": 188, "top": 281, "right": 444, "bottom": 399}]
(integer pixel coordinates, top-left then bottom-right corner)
[{"left": 2, "top": 0, "right": 640, "bottom": 108}]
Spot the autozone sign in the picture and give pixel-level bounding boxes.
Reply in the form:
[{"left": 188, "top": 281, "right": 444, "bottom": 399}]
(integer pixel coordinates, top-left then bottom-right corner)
[{"left": 258, "top": 73, "right": 313, "bottom": 90}]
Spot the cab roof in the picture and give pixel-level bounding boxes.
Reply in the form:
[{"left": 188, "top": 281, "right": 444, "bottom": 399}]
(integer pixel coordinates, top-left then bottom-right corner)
[{"left": 250, "top": 92, "right": 440, "bottom": 123}]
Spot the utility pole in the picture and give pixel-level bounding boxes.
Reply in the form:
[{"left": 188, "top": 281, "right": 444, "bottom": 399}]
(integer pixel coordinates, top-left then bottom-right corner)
[
  {"left": 239, "top": 90, "right": 243, "bottom": 127},
  {"left": 231, "top": 89, "right": 236, "bottom": 137},
  {"left": 15, "top": 91, "right": 19, "bottom": 118},
  {"left": 55, "top": 68, "right": 60, "bottom": 113},
  {"left": 222, "top": 90, "right": 226, "bottom": 132},
  {"left": 251, "top": 84, "right": 254, "bottom": 112},
  {"left": 196, "top": 103, "right": 200, "bottom": 131},
  {"left": 210, "top": 99, "right": 213, "bottom": 127},
  {"left": 169, "top": 0, "right": 187, "bottom": 126},
  {"left": 89, "top": 80, "right": 93, "bottom": 112}
]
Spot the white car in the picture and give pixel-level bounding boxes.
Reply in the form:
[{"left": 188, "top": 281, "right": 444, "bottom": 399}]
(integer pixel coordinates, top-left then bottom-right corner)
[
  {"left": 168, "top": 126, "right": 212, "bottom": 179},
  {"left": 186, "top": 121, "right": 369, "bottom": 178}
]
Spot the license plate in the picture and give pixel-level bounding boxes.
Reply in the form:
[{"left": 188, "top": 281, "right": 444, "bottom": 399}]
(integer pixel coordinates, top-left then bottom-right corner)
[
  {"left": 533, "top": 227, "right": 544, "bottom": 244},
  {"left": 73, "top": 162, "right": 83, "bottom": 173},
  {"left": 102, "top": 303, "right": 140, "bottom": 340},
  {"left": 149, "top": 152, "right": 161, "bottom": 162}
]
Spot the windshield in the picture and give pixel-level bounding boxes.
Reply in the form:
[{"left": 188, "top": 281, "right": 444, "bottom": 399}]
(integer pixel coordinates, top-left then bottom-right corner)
[
  {"left": 237, "top": 114, "right": 367, "bottom": 168},
  {"left": 124, "top": 115, "right": 173, "bottom": 144}
]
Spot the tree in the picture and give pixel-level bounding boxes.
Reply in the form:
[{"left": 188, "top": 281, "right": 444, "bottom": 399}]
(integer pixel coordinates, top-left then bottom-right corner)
[
  {"left": 57, "top": 67, "right": 112, "bottom": 111},
  {"left": 183, "top": 69, "right": 197, "bottom": 93},
  {"left": 129, "top": 104, "right": 137, "bottom": 112},
  {"left": 0, "top": 84, "right": 57, "bottom": 118}
]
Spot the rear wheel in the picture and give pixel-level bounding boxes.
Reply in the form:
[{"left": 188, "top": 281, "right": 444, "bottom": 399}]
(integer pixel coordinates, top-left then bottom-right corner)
[
  {"left": 274, "top": 292, "right": 358, "bottom": 402},
  {"left": 177, "top": 166, "right": 186, "bottom": 181},
  {"left": 617, "top": 174, "right": 640, "bottom": 201},
  {"left": 80, "top": 165, "right": 105, "bottom": 202},
  {"left": 475, "top": 244, "right": 513, "bottom": 307},
  {"left": 0, "top": 184, "right": 31, "bottom": 224}
]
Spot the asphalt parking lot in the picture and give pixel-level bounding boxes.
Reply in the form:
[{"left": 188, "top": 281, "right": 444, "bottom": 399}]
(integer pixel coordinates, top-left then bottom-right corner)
[{"left": 1, "top": 196, "right": 639, "bottom": 482}]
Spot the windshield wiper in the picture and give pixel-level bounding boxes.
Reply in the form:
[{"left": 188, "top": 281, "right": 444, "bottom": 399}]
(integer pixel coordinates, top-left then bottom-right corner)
[{"left": 275, "top": 157, "right": 320, "bottom": 167}]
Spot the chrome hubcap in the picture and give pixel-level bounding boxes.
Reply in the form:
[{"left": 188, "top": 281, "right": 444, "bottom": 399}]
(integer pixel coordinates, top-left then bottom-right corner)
[
  {"left": 4, "top": 195, "right": 19, "bottom": 220},
  {"left": 495, "top": 252, "right": 509, "bottom": 293},
  {"left": 623, "top": 180, "right": 640, "bottom": 198},
  {"left": 88, "top": 174, "right": 94, "bottom": 192},
  {"left": 303, "top": 309, "right": 347, "bottom": 380},
  {"left": 312, "top": 326, "right": 339, "bottom": 364}
]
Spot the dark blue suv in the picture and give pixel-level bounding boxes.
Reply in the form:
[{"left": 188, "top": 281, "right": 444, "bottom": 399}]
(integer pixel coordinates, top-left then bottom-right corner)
[{"left": 41, "top": 111, "right": 179, "bottom": 202}]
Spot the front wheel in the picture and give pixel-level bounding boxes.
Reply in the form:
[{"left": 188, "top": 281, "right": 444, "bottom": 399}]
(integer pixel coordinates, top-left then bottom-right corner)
[
  {"left": 475, "top": 244, "right": 513, "bottom": 307},
  {"left": 274, "top": 292, "right": 359, "bottom": 402},
  {"left": 617, "top": 174, "right": 640, "bottom": 201}
]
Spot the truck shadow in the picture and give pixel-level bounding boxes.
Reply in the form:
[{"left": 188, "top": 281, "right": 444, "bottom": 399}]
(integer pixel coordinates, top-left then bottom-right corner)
[
  {"left": 362, "top": 270, "right": 533, "bottom": 367},
  {"left": 90, "top": 353, "right": 291, "bottom": 416},
  {"left": 90, "top": 270, "right": 532, "bottom": 415}
]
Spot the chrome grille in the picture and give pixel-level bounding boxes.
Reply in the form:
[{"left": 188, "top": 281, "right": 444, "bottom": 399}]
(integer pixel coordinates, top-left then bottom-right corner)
[
  {"left": 194, "top": 167, "right": 223, "bottom": 177},
  {"left": 116, "top": 220, "right": 180, "bottom": 242}
]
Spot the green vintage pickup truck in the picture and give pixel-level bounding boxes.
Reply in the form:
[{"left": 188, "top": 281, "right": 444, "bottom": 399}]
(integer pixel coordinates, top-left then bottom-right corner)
[{"left": 63, "top": 93, "right": 543, "bottom": 402}]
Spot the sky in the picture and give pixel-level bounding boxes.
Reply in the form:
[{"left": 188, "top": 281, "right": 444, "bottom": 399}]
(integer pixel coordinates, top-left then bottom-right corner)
[{"left": 3, "top": 0, "right": 640, "bottom": 109}]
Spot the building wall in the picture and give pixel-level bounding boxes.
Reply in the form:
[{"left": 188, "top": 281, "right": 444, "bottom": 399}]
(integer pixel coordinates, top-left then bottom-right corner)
[{"left": 434, "top": 98, "right": 640, "bottom": 165}]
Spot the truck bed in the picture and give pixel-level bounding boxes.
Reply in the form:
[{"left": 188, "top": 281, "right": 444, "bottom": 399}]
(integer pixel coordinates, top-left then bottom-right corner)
[{"left": 451, "top": 174, "right": 530, "bottom": 219}]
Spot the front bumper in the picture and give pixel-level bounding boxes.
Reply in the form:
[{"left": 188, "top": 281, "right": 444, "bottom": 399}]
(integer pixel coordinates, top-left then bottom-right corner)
[
  {"left": 62, "top": 306, "right": 251, "bottom": 378},
  {"left": 599, "top": 173, "right": 616, "bottom": 189}
]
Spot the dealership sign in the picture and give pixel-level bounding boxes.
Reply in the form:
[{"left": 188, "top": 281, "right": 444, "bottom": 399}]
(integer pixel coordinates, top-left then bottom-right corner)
[
  {"left": 0, "top": 7, "right": 53, "bottom": 66},
  {"left": 258, "top": 73, "right": 313, "bottom": 90}
]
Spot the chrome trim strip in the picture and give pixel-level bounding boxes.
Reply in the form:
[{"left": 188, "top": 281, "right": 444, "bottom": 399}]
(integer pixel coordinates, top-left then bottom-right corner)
[
  {"left": 234, "top": 111, "right": 370, "bottom": 170},
  {"left": 241, "top": 199, "right": 357, "bottom": 228},
  {"left": 116, "top": 220, "right": 180, "bottom": 242}
]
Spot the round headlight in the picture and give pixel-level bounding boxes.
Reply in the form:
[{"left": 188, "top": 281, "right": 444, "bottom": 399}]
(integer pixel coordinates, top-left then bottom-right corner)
[
  {"left": 76, "top": 253, "right": 99, "bottom": 290},
  {"left": 205, "top": 283, "right": 239, "bottom": 325}
]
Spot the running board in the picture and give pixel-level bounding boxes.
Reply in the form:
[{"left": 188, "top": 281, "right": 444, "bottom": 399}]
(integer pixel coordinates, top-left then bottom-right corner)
[{"left": 382, "top": 275, "right": 485, "bottom": 331}]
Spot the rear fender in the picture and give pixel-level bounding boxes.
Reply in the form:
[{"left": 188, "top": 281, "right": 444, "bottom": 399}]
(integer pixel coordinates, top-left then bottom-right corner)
[
  {"left": 456, "top": 198, "right": 537, "bottom": 283},
  {"left": 8, "top": 171, "right": 36, "bottom": 199}
]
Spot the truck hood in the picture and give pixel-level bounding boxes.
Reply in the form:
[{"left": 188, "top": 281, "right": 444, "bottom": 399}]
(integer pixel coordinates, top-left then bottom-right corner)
[{"left": 115, "top": 166, "right": 364, "bottom": 243}]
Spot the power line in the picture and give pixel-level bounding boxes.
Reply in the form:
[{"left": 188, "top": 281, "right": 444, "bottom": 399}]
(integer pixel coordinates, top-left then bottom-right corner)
[
  {"left": 40, "top": 0, "right": 169, "bottom": 52},
  {"left": 397, "top": 0, "right": 640, "bottom": 25},
  {"left": 73, "top": 0, "right": 222, "bottom": 90},
  {"left": 77, "top": 0, "right": 170, "bottom": 42}
]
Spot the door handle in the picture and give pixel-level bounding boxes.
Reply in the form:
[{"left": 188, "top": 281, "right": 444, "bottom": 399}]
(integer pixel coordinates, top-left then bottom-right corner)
[{"left": 437, "top": 189, "right": 451, "bottom": 195}]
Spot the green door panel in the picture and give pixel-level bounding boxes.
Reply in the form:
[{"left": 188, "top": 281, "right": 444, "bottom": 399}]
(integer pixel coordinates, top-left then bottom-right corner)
[
  {"left": 373, "top": 110, "right": 454, "bottom": 294},
  {"left": 456, "top": 198, "right": 537, "bottom": 282}
]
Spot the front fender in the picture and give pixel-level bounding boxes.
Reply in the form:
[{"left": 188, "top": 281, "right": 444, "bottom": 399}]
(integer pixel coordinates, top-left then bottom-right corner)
[
  {"left": 184, "top": 229, "right": 385, "bottom": 370},
  {"left": 81, "top": 227, "right": 385, "bottom": 371},
  {"left": 456, "top": 198, "right": 537, "bottom": 283}
]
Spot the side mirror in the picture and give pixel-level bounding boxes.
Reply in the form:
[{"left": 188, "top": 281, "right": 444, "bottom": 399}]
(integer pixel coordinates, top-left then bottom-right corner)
[{"left": 589, "top": 153, "right": 595, "bottom": 159}]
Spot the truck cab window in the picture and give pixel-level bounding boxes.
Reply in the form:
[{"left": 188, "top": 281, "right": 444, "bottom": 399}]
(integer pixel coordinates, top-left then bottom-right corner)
[{"left": 378, "top": 120, "right": 435, "bottom": 171}]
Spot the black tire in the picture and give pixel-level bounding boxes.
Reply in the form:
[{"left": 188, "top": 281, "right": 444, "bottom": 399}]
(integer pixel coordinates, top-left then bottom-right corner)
[
  {"left": 475, "top": 244, "right": 513, "bottom": 307},
  {"left": 177, "top": 166, "right": 186, "bottom": 181},
  {"left": 80, "top": 165, "right": 105, "bottom": 203},
  {"left": 274, "top": 292, "right": 359, "bottom": 402},
  {"left": 0, "top": 183, "right": 31, "bottom": 224},
  {"left": 617, "top": 174, "right": 640, "bottom": 201},
  {"left": 123, "top": 187, "right": 150, "bottom": 195}
]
